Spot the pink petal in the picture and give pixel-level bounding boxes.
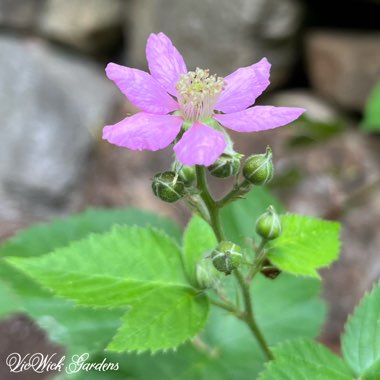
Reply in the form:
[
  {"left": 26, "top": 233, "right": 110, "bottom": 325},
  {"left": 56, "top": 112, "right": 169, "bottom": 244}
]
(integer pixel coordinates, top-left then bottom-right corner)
[
  {"left": 215, "top": 58, "right": 271, "bottom": 114},
  {"left": 106, "top": 63, "right": 178, "bottom": 115},
  {"left": 214, "top": 106, "right": 305, "bottom": 132},
  {"left": 103, "top": 112, "right": 183, "bottom": 151},
  {"left": 146, "top": 33, "right": 187, "bottom": 96},
  {"left": 174, "top": 123, "right": 226, "bottom": 166}
]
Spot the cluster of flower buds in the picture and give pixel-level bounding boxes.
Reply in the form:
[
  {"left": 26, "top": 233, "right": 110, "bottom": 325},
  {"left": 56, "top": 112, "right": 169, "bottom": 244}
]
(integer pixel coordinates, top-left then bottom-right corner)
[{"left": 151, "top": 146, "right": 275, "bottom": 204}]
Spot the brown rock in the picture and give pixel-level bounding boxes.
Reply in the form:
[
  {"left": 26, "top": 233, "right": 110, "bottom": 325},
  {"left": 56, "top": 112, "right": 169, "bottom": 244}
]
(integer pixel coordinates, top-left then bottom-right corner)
[{"left": 306, "top": 30, "right": 380, "bottom": 111}]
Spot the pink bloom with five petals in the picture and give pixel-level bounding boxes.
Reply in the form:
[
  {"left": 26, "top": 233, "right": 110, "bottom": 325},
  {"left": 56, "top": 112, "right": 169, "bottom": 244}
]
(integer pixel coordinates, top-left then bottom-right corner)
[{"left": 103, "top": 32, "right": 305, "bottom": 166}]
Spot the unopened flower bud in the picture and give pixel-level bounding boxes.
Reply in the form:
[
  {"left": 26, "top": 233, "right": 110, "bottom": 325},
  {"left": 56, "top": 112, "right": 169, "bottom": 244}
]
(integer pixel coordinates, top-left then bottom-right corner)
[
  {"left": 152, "top": 171, "right": 186, "bottom": 203},
  {"left": 208, "top": 154, "right": 241, "bottom": 178},
  {"left": 211, "top": 241, "right": 242, "bottom": 275},
  {"left": 243, "top": 147, "right": 273, "bottom": 185},
  {"left": 195, "top": 259, "right": 221, "bottom": 289},
  {"left": 255, "top": 206, "right": 282, "bottom": 240}
]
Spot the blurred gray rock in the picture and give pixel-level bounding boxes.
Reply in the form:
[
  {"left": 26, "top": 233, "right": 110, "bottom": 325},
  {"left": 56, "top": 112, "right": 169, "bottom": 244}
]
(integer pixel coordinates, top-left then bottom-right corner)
[
  {"left": 0, "top": 0, "right": 44, "bottom": 30},
  {"left": 0, "top": 36, "right": 117, "bottom": 219},
  {"left": 128, "top": 0, "right": 303, "bottom": 87},
  {"left": 306, "top": 30, "right": 380, "bottom": 111},
  {"left": 39, "top": 0, "right": 125, "bottom": 54}
]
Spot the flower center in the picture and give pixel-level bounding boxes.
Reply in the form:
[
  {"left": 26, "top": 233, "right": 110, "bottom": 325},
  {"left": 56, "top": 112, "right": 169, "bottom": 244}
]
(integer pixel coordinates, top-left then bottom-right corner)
[{"left": 176, "top": 68, "right": 225, "bottom": 123}]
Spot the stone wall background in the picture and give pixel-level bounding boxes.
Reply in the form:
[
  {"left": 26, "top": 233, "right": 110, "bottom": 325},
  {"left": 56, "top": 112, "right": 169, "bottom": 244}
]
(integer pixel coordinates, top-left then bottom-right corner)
[{"left": 0, "top": 0, "right": 380, "bottom": 369}]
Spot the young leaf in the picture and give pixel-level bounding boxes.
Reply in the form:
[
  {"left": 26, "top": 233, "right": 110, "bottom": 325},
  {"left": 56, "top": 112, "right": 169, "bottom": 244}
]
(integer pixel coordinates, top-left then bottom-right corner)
[
  {"left": 182, "top": 216, "right": 217, "bottom": 286},
  {"left": 342, "top": 282, "right": 380, "bottom": 378},
  {"left": 258, "top": 339, "right": 353, "bottom": 380},
  {"left": 6, "top": 226, "right": 209, "bottom": 352},
  {"left": 267, "top": 214, "right": 341, "bottom": 278}
]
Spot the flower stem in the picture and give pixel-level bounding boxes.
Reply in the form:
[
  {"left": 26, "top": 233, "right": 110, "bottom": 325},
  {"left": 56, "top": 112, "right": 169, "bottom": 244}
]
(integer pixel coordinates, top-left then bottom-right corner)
[
  {"left": 234, "top": 270, "right": 274, "bottom": 360},
  {"left": 195, "top": 165, "right": 224, "bottom": 241},
  {"left": 217, "top": 179, "right": 252, "bottom": 208},
  {"left": 246, "top": 239, "right": 268, "bottom": 283},
  {"left": 210, "top": 299, "right": 239, "bottom": 315},
  {"left": 194, "top": 165, "right": 273, "bottom": 361}
]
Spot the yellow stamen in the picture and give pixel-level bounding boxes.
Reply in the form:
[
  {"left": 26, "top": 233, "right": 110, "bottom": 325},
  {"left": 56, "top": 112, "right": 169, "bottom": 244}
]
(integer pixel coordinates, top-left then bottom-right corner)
[{"left": 176, "top": 68, "right": 225, "bottom": 122}]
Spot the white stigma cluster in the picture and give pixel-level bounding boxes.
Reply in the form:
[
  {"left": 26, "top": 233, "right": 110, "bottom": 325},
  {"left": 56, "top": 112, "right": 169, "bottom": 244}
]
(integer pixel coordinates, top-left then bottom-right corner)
[{"left": 176, "top": 68, "right": 225, "bottom": 122}]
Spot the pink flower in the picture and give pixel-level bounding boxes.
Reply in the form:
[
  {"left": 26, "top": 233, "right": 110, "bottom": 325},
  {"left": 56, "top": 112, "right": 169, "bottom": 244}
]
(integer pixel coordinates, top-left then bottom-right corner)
[{"left": 103, "top": 32, "right": 305, "bottom": 166}]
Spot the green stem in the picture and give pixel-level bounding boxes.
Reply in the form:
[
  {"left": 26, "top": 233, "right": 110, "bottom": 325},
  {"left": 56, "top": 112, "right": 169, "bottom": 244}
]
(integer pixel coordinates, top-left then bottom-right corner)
[
  {"left": 195, "top": 166, "right": 224, "bottom": 241},
  {"left": 246, "top": 239, "right": 268, "bottom": 283},
  {"left": 194, "top": 165, "right": 273, "bottom": 361},
  {"left": 234, "top": 270, "right": 274, "bottom": 360},
  {"left": 185, "top": 195, "right": 210, "bottom": 223},
  {"left": 217, "top": 179, "right": 252, "bottom": 208},
  {"left": 210, "top": 299, "right": 240, "bottom": 315}
]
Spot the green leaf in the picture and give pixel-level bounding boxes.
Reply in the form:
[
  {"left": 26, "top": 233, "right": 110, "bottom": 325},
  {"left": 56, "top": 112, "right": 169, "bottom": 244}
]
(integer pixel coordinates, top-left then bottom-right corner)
[
  {"left": 6, "top": 226, "right": 208, "bottom": 353},
  {"left": 7, "top": 226, "right": 187, "bottom": 307},
  {"left": 221, "top": 187, "right": 284, "bottom": 247},
  {"left": 108, "top": 288, "right": 209, "bottom": 353},
  {"left": 204, "top": 274, "right": 326, "bottom": 373},
  {"left": 182, "top": 216, "right": 217, "bottom": 286},
  {"left": 0, "top": 208, "right": 182, "bottom": 354},
  {"left": 175, "top": 273, "right": 325, "bottom": 378},
  {"left": 362, "top": 82, "right": 380, "bottom": 132},
  {"left": 287, "top": 115, "right": 345, "bottom": 148},
  {"left": 0, "top": 208, "right": 181, "bottom": 259},
  {"left": 363, "top": 360, "right": 380, "bottom": 380},
  {"left": 267, "top": 214, "right": 341, "bottom": 278},
  {"left": 254, "top": 274, "right": 326, "bottom": 343},
  {"left": 0, "top": 260, "right": 124, "bottom": 354},
  {"left": 0, "top": 279, "right": 21, "bottom": 317},
  {"left": 63, "top": 347, "right": 227, "bottom": 380},
  {"left": 258, "top": 339, "right": 353, "bottom": 380},
  {"left": 342, "top": 282, "right": 380, "bottom": 377},
  {"left": 70, "top": 274, "right": 326, "bottom": 380}
]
